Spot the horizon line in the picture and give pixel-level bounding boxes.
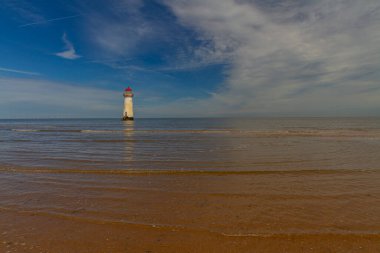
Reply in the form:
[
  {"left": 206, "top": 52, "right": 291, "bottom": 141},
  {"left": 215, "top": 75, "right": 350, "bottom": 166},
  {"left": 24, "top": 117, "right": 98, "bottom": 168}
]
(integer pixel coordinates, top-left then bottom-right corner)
[{"left": 1, "top": 116, "right": 379, "bottom": 120}]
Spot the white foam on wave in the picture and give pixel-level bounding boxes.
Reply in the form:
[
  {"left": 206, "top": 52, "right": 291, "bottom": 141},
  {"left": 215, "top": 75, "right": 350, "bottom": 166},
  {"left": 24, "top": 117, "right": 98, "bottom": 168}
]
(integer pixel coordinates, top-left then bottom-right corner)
[
  {"left": 12, "top": 129, "right": 38, "bottom": 132},
  {"left": 80, "top": 130, "right": 123, "bottom": 133}
]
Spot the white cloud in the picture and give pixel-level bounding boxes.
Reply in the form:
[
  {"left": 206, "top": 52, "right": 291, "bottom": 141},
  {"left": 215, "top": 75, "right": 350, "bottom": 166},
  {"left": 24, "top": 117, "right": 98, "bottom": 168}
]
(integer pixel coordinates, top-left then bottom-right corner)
[
  {"left": 55, "top": 33, "right": 81, "bottom": 60},
  {"left": 161, "top": 0, "right": 380, "bottom": 116}
]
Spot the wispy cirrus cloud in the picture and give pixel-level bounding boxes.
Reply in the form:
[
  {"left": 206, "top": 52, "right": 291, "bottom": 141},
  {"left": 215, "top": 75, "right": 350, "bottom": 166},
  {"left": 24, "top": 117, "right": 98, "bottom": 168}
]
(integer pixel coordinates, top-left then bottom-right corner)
[
  {"left": 81, "top": 0, "right": 193, "bottom": 64},
  {"left": 160, "top": 0, "right": 380, "bottom": 116},
  {"left": 55, "top": 33, "right": 81, "bottom": 60},
  {"left": 1, "top": 0, "right": 45, "bottom": 24},
  {"left": 19, "top": 14, "right": 81, "bottom": 27},
  {"left": 0, "top": 67, "right": 40, "bottom": 76},
  {"left": 79, "top": 0, "right": 147, "bottom": 58}
]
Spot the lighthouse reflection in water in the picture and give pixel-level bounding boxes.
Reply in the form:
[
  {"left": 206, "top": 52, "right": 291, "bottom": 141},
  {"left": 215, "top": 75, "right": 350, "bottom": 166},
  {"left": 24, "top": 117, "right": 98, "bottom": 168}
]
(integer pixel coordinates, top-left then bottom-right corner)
[{"left": 123, "top": 120, "right": 135, "bottom": 163}]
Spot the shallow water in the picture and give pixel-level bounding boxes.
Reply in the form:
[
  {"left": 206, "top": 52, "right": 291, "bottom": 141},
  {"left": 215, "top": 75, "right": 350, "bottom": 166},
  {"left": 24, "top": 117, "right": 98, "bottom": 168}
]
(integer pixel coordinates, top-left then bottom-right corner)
[
  {"left": 1, "top": 118, "right": 380, "bottom": 171},
  {"left": 0, "top": 118, "right": 380, "bottom": 252}
]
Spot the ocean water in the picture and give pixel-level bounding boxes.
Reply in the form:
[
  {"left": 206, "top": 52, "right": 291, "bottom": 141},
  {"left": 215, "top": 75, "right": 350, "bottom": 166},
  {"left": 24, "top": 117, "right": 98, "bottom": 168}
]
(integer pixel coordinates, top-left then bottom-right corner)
[
  {"left": 1, "top": 118, "right": 380, "bottom": 252},
  {"left": 1, "top": 117, "right": 380, "bottom": 171}
]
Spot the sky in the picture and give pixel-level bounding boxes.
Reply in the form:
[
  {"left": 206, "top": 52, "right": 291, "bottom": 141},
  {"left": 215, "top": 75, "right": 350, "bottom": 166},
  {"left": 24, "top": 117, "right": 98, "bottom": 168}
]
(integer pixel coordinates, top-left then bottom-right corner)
[{"left": 0, "top": 0, "right": 380, "bottom": 118}]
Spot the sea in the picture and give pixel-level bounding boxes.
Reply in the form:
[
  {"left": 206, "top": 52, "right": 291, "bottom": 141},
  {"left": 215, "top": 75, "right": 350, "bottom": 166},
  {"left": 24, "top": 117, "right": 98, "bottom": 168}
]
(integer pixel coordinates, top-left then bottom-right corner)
[{"left": 0, "top": 118, "right": 380, "bottom": 252}]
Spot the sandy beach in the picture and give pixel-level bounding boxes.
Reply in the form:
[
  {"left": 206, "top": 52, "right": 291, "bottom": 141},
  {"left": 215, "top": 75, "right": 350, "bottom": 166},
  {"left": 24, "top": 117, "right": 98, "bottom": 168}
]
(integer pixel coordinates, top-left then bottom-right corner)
[{"left": 1, "top": 167, "right": 380, "bottom": 252}]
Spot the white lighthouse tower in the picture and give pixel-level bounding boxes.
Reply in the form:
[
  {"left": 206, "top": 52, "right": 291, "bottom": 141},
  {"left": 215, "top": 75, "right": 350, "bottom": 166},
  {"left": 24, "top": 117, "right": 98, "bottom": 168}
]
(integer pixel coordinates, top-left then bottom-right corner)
[{"left": 122, "top": 86, "right": 134, "bottom": 120}]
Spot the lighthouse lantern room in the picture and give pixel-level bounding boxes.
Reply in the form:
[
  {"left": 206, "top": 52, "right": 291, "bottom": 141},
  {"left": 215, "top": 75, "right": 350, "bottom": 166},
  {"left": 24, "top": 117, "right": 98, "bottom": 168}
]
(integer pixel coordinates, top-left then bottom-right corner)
[{"left": 122, "top": 86, "right": 134, "bottom": 120}]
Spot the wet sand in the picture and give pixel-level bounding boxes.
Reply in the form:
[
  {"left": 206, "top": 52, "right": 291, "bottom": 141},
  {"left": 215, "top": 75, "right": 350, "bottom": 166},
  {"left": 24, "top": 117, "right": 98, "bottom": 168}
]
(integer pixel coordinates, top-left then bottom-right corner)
[{"left": 1, "top": 167, "right": 380, "bottom": 253}]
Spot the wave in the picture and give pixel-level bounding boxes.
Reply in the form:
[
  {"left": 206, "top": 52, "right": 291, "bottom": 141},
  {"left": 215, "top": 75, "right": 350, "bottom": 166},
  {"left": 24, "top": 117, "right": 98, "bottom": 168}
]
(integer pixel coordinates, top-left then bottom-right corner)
[
  {"left": 10, "top": 128, "right": 380, "bottom": 137},
  {"left": 11, "top": 129, "right": 39, "bottom": 132},
  {"left": 80, "top": 130, "right": 123, "bottom": 133},
  {"left": 11, "top": 129, "right": 231, "bottom": 134},
  {"left": 63, "top": 139, "right": 160, "bottom": 143},
  {"left": 12, "top": 129, "right": 83, "bottom": 133}
]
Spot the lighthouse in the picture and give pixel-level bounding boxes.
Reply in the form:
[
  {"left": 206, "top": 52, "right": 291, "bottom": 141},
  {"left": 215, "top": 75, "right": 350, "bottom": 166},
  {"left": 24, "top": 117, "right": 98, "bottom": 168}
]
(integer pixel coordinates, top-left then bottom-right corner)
[{"left": 122, "top": 86, "right": 134, "bottom": 120}]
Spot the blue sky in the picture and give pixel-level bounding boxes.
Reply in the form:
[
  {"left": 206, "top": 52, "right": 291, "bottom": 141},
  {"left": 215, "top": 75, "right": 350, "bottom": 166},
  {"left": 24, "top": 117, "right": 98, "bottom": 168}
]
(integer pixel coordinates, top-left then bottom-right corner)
[{"left": 1, "top": 0, "right": 380, "bottom": 118}]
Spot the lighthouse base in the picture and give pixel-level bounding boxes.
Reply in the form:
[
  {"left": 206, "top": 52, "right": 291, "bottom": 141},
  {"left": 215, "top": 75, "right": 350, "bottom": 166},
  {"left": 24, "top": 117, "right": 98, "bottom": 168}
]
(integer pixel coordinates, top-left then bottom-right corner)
[{"left": 122, "top": 116, "right": 134, "bottom": 121}]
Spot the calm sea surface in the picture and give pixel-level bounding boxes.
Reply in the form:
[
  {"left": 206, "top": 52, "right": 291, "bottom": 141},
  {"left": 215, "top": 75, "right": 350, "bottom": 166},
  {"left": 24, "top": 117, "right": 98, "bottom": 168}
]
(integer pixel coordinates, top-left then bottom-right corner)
[
  {"left": 1, "top": 118, "right": 380, "bottom": 252},
  {"left": 1, "top": 117, "right": 380, "bottom": 171}
]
